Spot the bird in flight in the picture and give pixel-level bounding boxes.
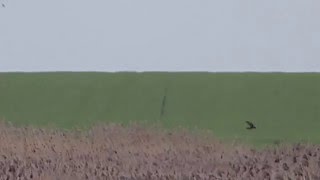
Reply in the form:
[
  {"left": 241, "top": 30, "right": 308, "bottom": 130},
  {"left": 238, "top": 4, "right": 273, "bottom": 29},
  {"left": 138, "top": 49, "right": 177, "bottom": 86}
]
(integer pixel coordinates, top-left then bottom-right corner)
[
  {"left": 1, "top": 3, "right": 5, "bottom": 8},
  {"left": 245, "top": 121, "right": 256, "bottom": 130}
]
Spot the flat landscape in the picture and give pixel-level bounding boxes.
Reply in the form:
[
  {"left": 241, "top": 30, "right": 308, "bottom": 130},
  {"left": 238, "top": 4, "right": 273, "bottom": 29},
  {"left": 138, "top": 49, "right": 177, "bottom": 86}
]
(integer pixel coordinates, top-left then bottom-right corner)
[
  {"left": 1, "top": 72, "right": 320, "bottom": 145},
  {"left": 1, "top": 72, "right": 320, "bottom": 179}
]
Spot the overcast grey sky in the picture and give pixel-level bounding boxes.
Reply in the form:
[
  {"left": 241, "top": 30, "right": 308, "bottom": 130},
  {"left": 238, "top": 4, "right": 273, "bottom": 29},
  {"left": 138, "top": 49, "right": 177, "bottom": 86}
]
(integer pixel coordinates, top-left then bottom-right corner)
[{"left": 0, "top": 0, "right": 320, "bottom": 72}]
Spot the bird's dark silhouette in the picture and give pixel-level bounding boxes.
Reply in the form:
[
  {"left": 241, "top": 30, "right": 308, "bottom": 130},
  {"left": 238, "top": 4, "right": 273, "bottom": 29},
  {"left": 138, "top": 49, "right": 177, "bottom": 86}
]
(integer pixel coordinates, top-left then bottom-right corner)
[
  {"left": 1, "top": 3, "right": 5, "bottom": 8},
  {"left": 245, "top": 121, "right": 256, "bottom": 130}
]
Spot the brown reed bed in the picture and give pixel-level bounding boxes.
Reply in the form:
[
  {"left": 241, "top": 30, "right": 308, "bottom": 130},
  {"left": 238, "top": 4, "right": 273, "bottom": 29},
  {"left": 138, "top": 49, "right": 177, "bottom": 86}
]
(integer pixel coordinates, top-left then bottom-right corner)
[{"left": 0, "top": 122, "right": 319, "bottom": 180}]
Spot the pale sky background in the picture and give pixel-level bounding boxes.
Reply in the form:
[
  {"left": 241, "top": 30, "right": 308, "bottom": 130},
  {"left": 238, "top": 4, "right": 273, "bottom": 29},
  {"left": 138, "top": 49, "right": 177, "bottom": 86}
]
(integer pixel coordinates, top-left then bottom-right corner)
[{"left": 0, "top": 0, "right": 320, "bottom": 72}]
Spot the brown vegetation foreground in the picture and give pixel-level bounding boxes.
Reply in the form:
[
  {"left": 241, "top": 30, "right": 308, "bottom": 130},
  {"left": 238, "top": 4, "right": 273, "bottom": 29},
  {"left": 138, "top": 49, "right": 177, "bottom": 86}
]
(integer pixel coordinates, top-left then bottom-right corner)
[{"left": 0, "top": 122, "right": 320, "bottom": 180}]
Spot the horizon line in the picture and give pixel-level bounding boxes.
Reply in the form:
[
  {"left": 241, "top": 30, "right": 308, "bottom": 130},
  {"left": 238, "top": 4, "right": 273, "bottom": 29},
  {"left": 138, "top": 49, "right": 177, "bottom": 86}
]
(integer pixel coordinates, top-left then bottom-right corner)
[{"left": 1, "top": 70, "right": 320, "bottom": 73}]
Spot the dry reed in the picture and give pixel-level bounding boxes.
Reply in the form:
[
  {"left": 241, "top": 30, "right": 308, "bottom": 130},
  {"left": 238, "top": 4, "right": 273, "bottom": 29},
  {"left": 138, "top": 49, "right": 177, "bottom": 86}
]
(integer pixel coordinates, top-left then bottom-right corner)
[{"left": 0, "top": 122, "right": 319, "bottom": 180}]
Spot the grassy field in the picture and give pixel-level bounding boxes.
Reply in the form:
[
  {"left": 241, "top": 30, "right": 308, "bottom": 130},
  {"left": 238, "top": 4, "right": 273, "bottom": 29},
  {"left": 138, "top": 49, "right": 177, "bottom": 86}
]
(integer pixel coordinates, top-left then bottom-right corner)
[{"left": 1, "top": 72, "right": 320, "bottom": 145}]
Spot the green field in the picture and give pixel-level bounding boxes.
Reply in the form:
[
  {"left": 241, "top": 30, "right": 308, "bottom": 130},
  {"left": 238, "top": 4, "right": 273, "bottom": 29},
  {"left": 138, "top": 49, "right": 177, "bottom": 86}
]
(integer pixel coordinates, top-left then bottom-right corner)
[{"left": 1, "top": 72, "right": 320, "bottom": 145}]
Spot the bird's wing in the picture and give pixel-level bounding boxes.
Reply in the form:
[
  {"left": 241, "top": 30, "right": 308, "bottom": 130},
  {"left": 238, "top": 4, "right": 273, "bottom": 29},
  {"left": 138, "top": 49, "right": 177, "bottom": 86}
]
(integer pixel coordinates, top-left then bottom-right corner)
[{"left": 245, "top": 121, "right": 254, "bottom": 127}]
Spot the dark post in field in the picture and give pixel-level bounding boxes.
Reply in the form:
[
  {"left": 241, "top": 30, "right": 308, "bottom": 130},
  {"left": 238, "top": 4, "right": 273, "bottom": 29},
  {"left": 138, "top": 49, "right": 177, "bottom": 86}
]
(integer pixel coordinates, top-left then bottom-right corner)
[{"left": 160, "top": 88, "right": 168, "bottom": 120}]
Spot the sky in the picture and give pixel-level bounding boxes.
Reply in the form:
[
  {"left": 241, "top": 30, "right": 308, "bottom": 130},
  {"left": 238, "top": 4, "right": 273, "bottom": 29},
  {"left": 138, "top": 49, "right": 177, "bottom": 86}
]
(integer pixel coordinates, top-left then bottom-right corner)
[{"left": 0, "top": 0, "right": 320, "bottom": 72}]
